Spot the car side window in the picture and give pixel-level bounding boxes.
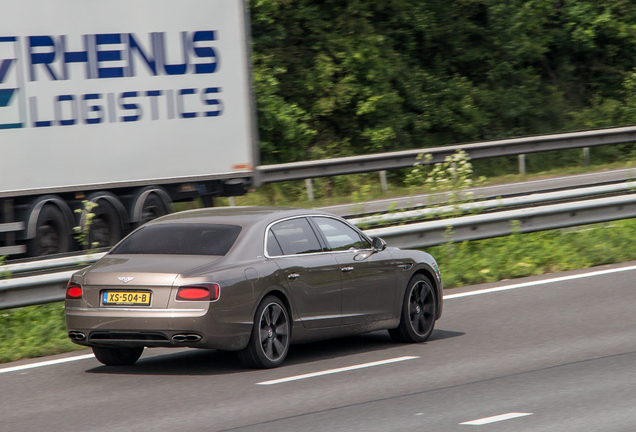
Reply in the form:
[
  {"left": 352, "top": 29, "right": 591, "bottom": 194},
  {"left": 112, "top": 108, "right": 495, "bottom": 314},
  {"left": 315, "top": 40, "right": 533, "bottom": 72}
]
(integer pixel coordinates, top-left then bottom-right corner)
[
  {"left": 269, "top": 218, "right": 323, "bottom": 255},
  {"left": 266, "top": 230, "right": 284, "bottom": 257},
  {"left": 312, "top": 217, "right": 371, "bottom": 251}
]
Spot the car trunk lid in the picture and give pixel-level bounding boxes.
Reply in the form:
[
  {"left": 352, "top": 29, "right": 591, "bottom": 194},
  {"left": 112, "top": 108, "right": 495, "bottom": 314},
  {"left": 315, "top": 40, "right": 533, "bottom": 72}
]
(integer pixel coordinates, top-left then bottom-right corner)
[{"left": 83, "top": 255, "right": 222, "bottom": 308}]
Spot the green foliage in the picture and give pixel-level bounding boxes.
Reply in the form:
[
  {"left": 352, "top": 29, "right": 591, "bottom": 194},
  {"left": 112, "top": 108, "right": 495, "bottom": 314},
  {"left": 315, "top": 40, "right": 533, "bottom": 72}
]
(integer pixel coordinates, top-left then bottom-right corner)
[
  {"left": 430, "top": 218, "right": 636, "bottom": 288},
  {"left": 0, "top": 303, "right": 84, "bottom": 363},
  {"left": 73, "top": 200, "right": 98, "bottom": 251},
  {"left": 250, "top": 0, "right": 636, "bottom": 184}
]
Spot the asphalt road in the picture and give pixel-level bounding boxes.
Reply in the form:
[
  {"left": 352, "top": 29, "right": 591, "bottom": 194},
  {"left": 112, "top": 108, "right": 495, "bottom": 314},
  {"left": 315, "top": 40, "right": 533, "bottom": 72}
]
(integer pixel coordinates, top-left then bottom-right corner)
[
  {"left": 322, "top": 167, "right": 636, "bottom": 217},
  {"left": 1, "top": 262, "right": 635, "bottom": 431}
]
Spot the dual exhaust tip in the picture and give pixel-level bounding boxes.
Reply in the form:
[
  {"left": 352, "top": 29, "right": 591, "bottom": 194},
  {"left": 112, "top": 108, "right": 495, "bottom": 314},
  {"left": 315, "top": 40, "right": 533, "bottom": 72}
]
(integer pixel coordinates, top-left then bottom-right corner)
[
  {"left": 172, "top": 334, "right": 202, "bottom": 343},
  {"left": 69, "top": 331, "right": 200, "bottom": 343},
  {"left": 68, "top": 331, "right": 86, "bottom": 341}
]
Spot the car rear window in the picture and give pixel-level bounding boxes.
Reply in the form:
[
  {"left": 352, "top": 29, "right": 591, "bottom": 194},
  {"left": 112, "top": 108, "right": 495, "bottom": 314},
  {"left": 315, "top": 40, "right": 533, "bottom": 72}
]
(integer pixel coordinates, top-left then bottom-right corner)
[{"left": 111, "top": 223, "right": 242, "bottom": 256}]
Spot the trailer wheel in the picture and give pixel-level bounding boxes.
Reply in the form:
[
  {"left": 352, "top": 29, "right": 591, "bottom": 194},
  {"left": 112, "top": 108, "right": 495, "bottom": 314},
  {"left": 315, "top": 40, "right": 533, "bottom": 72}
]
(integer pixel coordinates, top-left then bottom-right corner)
[
  {"left": 87, "top": 199, "right": 123, "bottom": 249},
  {"left": 28, "top": 204, "right": 72, "bottom": 256},
  {"left": 130, "top": 187, "right": 172, "bottom": 228},
  {"left": 139, "top": 193, "right": 169, "bottom": 225}
]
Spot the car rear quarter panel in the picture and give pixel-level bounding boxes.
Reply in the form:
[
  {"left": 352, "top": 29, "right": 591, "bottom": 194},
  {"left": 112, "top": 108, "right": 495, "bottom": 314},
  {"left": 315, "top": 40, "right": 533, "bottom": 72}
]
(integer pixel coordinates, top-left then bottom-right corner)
[{"left": 191, "top": 259, "right": 291, "bottom": 346}]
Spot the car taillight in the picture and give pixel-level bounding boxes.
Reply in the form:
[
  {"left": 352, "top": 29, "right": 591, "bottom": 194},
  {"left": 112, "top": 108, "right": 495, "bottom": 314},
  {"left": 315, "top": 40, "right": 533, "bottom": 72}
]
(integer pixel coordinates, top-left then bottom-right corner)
[
  {"left": 176, "top": 284, "right": 219, "bottom": 302},
  {"left": 66, "top": 282, "right": 83, "bottom": 299}
]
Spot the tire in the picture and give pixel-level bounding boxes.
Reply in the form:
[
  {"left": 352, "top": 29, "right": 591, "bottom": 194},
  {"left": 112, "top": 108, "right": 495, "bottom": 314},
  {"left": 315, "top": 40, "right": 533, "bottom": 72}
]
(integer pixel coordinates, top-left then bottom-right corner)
[
  {"left": 238, "top": 296, "right": 291, "bottom": 369},
  {"left": 138, "top": 193, "right": 169, "bottom": 226},
  {"left": 28, "top": 204, "right": 71, "bottom": 256},
  {"left": 389, "top": 274, "right": 437, "bottom": 343},
  {"left": 87, "top": 199, "right": 123, "bottom": 248},
  {"left": 92, "top": 346, "right": 144, "bottom": 366}
]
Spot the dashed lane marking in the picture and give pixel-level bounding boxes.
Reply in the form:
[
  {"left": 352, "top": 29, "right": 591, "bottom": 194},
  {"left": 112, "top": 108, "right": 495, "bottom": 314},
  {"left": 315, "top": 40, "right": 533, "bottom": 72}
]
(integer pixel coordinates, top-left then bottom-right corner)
[
  {"left": 257, "top": 356, "right": 419, "bottom": 385},
  {"left": 460, "top": 412, "right": 533, "bottom": 425}
]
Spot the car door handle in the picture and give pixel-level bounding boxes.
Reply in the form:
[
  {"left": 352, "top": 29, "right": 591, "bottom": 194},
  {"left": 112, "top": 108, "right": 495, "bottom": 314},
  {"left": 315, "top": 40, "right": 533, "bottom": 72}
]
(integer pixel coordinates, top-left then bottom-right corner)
[
  {"left": 287, "top": 273, "right": 300, "bottom": 280},
  {"left": 341, "top": 266, "right": 354, "bottom": 273}
]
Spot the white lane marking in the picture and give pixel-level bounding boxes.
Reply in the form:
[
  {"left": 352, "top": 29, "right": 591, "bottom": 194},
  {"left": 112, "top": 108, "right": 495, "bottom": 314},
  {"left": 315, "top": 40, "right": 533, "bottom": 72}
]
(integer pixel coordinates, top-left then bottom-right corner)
[
  {"left": 0, "top": 354, "right": 95, "bottom": 374},
  {"left": 257, "top": 356, "right": 419, "bottom": 385},
  {"left": 460, "top": 412, "right": 532, "bottom": 425},
  {"left": 443, "top": 265, "right": 636, "bottom": 300}
]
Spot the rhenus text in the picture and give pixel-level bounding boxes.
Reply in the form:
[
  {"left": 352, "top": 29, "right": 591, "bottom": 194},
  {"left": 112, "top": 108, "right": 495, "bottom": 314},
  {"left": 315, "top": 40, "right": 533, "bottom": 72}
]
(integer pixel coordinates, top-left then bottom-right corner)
[{"left": 20, "top": 31, "right": 221, "bottom": 127}]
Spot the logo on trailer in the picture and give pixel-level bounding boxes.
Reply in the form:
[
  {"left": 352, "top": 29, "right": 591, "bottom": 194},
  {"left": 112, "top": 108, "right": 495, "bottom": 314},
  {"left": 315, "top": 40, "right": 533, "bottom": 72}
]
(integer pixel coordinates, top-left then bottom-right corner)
[
  {"left": 0, "top": 37, "right": 23, "bottom": 130},
  {"left": 118, "top": 277, "right": 135, "bottom": 283}
]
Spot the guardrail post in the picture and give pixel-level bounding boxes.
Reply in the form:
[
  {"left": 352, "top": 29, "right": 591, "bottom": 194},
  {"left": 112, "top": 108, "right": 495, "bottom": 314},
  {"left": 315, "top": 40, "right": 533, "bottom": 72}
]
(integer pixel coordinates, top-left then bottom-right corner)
[
  {"left": 228, "top": 197, "right": 236, "bottom": 206},
  {"left": 583, "top": 147, "right": 590, "bottom": 166},
  {"left": 379, "top": 171, "right": 388, "bottom": 192},
  {"left": 305, "top": 178, "right": 314, "bottom": 201},
  {"left": 518, "top": 154, "right": 526, "bottom": 175}
]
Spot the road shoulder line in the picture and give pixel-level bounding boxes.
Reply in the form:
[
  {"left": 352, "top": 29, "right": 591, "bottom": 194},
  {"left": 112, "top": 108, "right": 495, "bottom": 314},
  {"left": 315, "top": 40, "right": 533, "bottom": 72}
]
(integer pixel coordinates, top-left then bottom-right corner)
[{"left": 444, "top": 264, "right": 636, "bottom": 300}]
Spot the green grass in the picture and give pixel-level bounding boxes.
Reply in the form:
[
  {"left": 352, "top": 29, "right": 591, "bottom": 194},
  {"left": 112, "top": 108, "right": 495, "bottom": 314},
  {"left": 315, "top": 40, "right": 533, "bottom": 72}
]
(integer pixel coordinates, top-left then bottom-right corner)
[
  {"left": 430, "top": 219, "right": 636, "bottom": 288},
  {"left": 3, "top": 217, "right": 636, "bottom": 365},
  {"left": 0, "top": 302, "right": 85, "bottom": 364}
]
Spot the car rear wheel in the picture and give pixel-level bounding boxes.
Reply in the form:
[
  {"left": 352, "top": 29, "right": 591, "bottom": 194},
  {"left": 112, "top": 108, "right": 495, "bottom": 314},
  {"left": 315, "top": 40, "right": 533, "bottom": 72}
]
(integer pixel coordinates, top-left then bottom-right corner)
[
  {"left": 389, "top": 274, "right": 437, "bottom": 343},
  {"left": 92, "top": 346, "right": 144, "bottom": 366},
  {"left": 238, "top": 296, "right": 290, "bottom": 369}
]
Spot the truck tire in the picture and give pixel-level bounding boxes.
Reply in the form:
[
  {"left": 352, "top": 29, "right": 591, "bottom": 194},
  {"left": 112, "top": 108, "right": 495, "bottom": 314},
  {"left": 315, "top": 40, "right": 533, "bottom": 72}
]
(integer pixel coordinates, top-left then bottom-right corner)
[
  {"left": 28, "top": 204, "right": 72, "bottom": 256},
  {"left": 130, "top": 187, "right": 172, "bottom": 228},
  {"left": 87, "top": 198, "right": 123, "bottom": 249}
]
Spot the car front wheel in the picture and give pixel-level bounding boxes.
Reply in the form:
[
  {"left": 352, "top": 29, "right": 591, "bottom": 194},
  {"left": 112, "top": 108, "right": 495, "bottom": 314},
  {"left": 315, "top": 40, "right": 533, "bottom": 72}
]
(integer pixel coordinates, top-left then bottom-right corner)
[{"left": 389, "top": 274, "right": 437, "bottom": 343}]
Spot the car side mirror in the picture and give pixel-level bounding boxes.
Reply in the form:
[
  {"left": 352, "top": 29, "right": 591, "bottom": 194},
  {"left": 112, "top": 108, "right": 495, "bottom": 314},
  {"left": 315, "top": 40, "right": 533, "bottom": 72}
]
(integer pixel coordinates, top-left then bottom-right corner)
[{"left": 372, "top": 237, "right": 387, "bottom": 252}]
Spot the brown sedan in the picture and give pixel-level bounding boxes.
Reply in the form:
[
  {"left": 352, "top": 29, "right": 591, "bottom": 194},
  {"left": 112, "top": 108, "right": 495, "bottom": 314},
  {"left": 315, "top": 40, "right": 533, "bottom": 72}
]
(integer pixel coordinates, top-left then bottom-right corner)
[{"left": 65, "top": 207, "right": 443, "bottom": 368}]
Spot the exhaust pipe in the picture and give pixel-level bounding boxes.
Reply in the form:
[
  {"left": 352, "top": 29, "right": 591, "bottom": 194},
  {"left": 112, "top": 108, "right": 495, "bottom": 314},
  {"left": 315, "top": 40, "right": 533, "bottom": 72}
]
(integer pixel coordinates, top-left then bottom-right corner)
[
  {"left": 172, "top": 334, "right": 202, "bottom": 343},
  {"left": 68, "top": 331, "right": 86, "bottom": 341}
]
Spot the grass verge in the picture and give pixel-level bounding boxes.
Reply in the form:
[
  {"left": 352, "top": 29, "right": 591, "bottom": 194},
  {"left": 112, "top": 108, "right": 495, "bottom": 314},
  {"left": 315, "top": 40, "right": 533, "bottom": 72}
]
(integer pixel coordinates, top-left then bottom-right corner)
[
  {"left": 430, "top": 218, "right": 636, "bottom": 288},
  {"left": 2, "top": 217, "right": 636, "bottom": 364},
  {"left": 0, "top": 302, "right": 85, "bottom": 364}
]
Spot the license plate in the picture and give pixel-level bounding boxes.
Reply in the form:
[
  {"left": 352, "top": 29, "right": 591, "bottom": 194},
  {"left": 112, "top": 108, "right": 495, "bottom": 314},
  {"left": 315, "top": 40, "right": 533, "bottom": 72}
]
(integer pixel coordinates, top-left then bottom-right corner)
[{"left": 102, "top": 291, "right": 151, "bottom": 306}]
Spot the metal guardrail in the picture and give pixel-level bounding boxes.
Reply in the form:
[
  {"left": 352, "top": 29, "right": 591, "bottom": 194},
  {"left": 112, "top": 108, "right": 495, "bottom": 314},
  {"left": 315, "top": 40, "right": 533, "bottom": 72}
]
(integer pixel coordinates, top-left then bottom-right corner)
[
  {"left": 2, "top": 253, "right": 106, "bottom": 276},
  {"left": 350, "top": 181, "right": 636, "bottom": 227},
  {"left": 2, "top": 192, "right": 636, "bottom": 310},
  {"left": 258, "top": 125, "right": 636, "bottom": 183},
  {"left": 365, "top": 194, "right": 636, "bottom": 249}
]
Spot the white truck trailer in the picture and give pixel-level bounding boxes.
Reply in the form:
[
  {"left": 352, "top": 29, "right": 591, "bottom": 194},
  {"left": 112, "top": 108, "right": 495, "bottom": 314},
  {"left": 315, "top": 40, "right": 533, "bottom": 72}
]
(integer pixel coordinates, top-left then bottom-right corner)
[{"left": 0, "top": 0, "right": 258, "bottom": 257}]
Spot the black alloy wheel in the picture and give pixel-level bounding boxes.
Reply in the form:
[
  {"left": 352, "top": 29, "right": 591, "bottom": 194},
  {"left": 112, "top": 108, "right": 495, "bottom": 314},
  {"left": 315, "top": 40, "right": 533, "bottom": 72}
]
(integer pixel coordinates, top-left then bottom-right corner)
[
  {"left": 239, "top": 296, "right": 290, "bottom": 369},
  {"left": 389, "top": 274, "right": 437, "bottom": 343}
]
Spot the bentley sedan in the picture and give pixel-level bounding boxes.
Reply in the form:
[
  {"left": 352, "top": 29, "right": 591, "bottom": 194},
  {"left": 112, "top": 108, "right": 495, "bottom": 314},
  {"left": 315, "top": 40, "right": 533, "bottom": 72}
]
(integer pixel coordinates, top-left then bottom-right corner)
[{"left": 65, "top": 207, "right": 443, "bottom": 368}]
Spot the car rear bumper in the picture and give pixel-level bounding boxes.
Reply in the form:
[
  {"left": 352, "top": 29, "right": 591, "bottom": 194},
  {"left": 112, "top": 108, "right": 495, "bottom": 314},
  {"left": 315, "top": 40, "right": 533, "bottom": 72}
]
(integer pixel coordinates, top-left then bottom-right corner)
[{"left": 65, "top": 307, "right": 252, "bottom": 351}]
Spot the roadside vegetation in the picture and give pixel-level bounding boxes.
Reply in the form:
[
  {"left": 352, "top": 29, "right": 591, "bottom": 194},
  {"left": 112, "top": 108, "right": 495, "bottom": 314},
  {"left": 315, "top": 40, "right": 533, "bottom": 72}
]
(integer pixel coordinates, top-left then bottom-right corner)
[
  {"left": 250, "top": 0, "right": 636, "bottom": 187},
  {"left": 0, "top": 303, "right": 84, "bottom": 364}
]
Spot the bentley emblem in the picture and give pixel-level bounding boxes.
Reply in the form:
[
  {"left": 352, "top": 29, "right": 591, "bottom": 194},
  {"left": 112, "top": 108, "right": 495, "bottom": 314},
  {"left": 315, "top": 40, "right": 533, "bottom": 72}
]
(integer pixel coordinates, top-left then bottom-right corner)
[{"left": 118, "top": 277, "right": 135, "bottom": 283}]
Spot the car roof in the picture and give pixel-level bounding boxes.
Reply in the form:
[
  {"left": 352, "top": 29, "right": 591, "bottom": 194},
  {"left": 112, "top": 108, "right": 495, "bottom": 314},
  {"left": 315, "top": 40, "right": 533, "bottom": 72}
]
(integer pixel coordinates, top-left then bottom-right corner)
[{"left": 149, "top": 206, "right": 338, "bottom": 229}]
